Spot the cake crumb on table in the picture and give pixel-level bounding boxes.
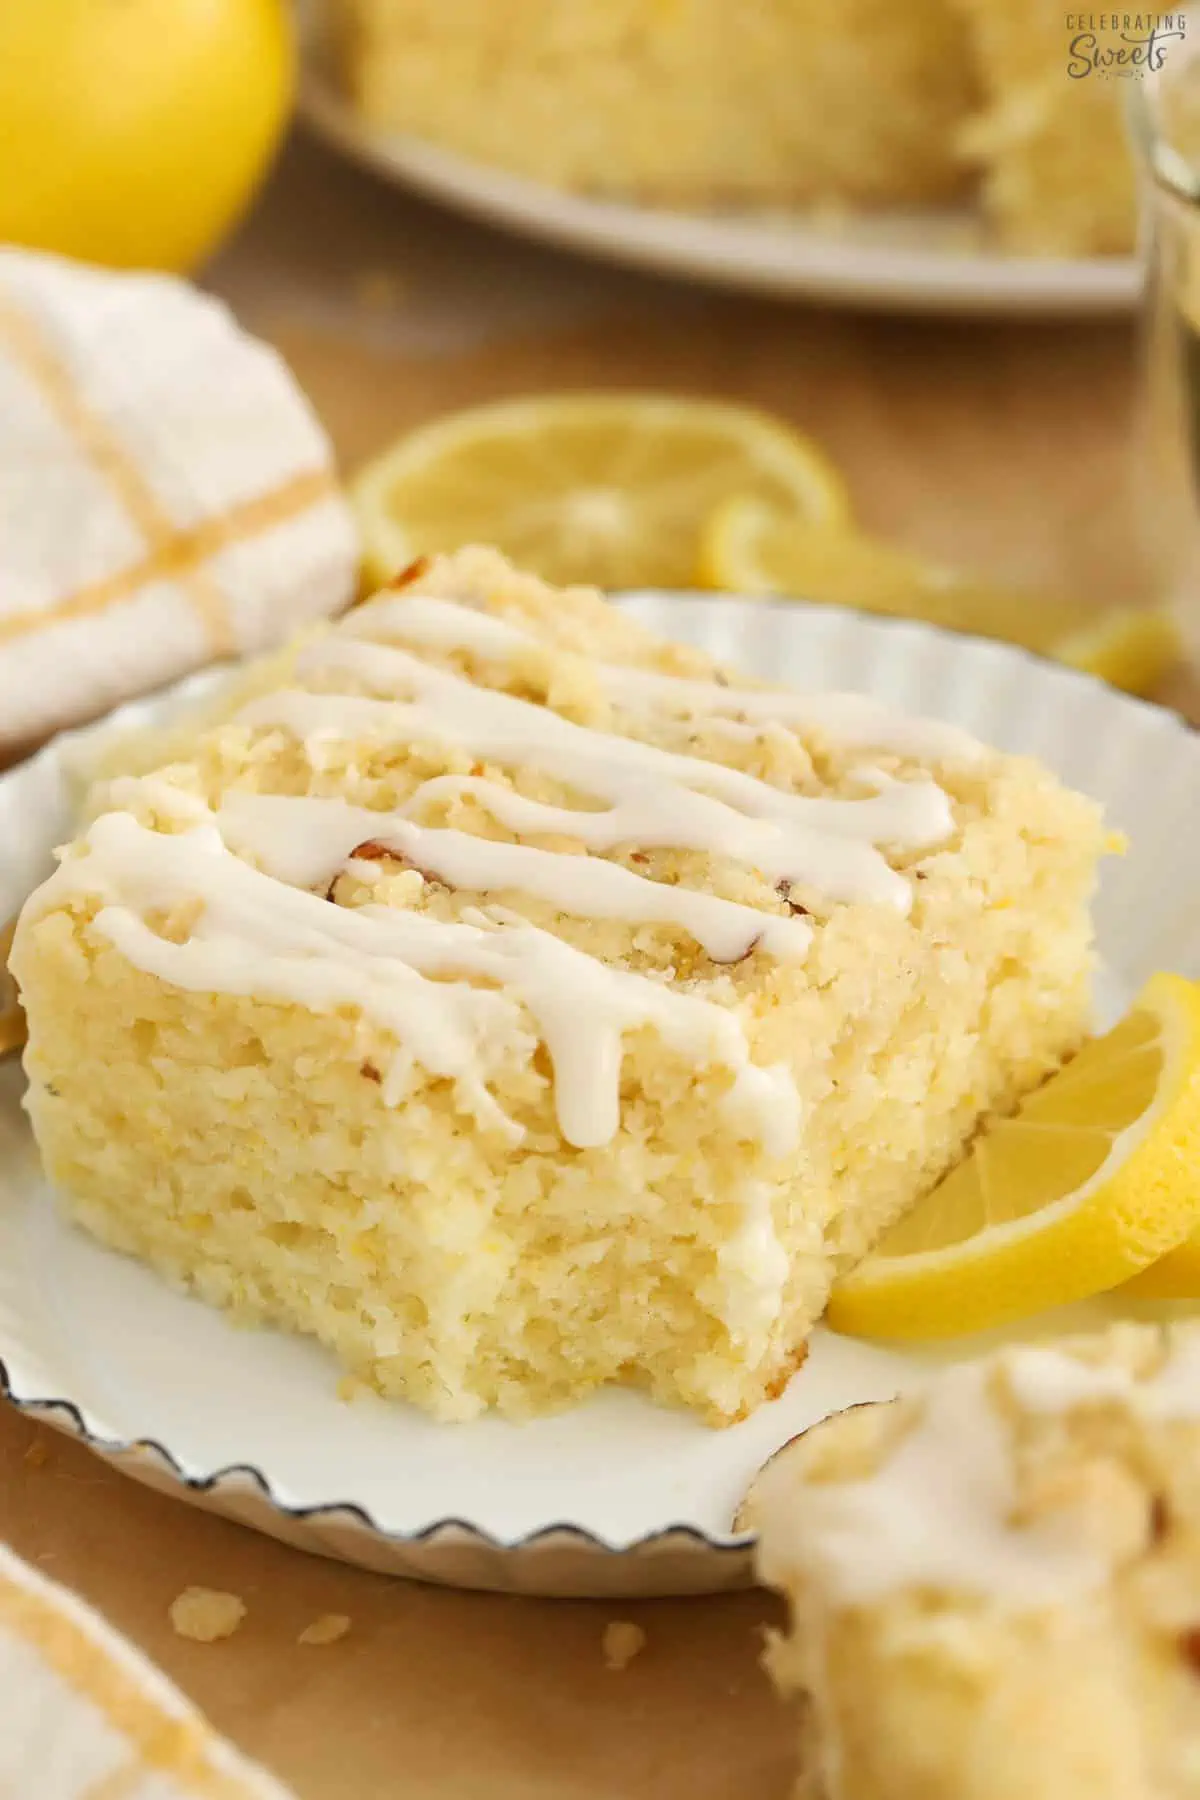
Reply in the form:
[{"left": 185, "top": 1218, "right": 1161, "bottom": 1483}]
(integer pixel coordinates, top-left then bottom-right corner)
[
  {"left": 299, "top": 1613, "right": 351, "bottom": 1646},
  {"left": 23, "top": 1436, "right": 48, "bottom": 1468},
  {"left": 169, "top": 1587, "right": 246, "bottom": 1643},
  {"left": 602, "top": 1621, "right": 646, "bottom": 1671}
]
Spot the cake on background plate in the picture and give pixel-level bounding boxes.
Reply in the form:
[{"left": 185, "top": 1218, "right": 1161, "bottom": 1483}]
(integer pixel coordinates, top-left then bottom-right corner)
[
  {"left": 957, "top": 0, "right": 1138, "bottom": 257},
  {"left": 750, "top": 1321, "right": 1200, "bottom": 1799},
  {"left": 331, "top": 0, "right": 1141, "bottom": 254},
  {"left": 333, "top": 0, "right": 973, "bottom": 208},
  {"left": 12, "top": 548, "right": 1105, "bottom": 1424}
]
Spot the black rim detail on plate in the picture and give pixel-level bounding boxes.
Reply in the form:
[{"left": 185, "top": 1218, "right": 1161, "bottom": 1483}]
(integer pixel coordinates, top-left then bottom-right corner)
[{"left": 0, "top": 1357, "right": 754, "bottom": 1557}]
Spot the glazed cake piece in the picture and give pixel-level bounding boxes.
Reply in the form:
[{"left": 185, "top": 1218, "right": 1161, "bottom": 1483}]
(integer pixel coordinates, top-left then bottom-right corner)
[
  {"left": 750, "top": 1322, "right": 1200, "bottom": 1800},
  {"left": 12, "top": 548, "right": 1105, "bottom": 1424}
]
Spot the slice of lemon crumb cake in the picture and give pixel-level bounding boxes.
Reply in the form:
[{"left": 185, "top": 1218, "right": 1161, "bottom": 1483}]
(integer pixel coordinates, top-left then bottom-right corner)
[
  {"left": 11, "top": 549, "right": 1106, "bottom": 1423},
  {"left": 749, "top": 1322, "right": 1200, "bottom": 1797}
]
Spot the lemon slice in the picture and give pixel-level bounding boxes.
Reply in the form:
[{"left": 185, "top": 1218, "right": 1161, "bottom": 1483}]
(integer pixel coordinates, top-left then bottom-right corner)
[
  {"left": 700, "top": 496, "right": 1180, "bottom": 698},
  {"left": 351, "top": 394, "right": 852, "bottom": 591},
  {"left": 1053, "top": 607, "right": 1184, "bottom": 699},
  {"left": 1122, "top": 1233, "right": 1200, "bottom": 1298},
  {"left": 826, "top": 974, "right": 1200, "bottom": 1341}
]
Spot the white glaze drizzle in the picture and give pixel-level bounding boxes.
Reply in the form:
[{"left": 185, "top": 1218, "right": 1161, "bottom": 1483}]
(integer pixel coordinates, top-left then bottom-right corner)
[
  {"left": 1004, "top": 1335, "right": 1200, "bottom": 1423},
  {"left": 32, "top": 812, "right": 799, "bottom": 1154},
  {"left": 343, "top": 593, "right": 532, "bottom": 659},
  {"left": 400, "top": 771, "right": 915, "bottom": 912},
  {"left": 760, "top": 1334, "right": 1200, "bottom": 1610},
  {"left": 216, "top": 792, "right": 813, "bottom": 963},
  {"left": 759, "top": 1359, "right": 1105, "bottom": 1608},
  {"left": 347, "top": 592, "right": 983, "bottom": 763},
  {"left": 715, "top": 1181, "right": 802, "bottom": 1350},
  {"left": 47, "top": 584, "right": 975, "bottom": 1189},
  {"left": 1141, "top": 1333, "right": 1200, "bottom": 1418},
  {"left": 295, "top": 638, "right": 953, "bottom": 858},
  {"left": 600, "top": 663, "right": 983, "bottom": 765},
  {"left": 241, "top": 637, "right": 955, "bottom": 910}
]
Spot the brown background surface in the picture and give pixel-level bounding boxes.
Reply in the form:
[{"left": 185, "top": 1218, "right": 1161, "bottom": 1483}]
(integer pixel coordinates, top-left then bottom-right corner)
[{"left": 0, "top": 131, "right": 1165, "bottom": 1798}]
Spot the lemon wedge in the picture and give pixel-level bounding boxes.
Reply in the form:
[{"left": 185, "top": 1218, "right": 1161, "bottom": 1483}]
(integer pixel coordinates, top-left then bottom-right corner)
[
  {"left": 1053, "top": 607, "right": 1184, "bottom": 698},
  {"left": 700, "top": 496, "right": 1180, "bottom": 698},
  {"left": 827, "top": 974, "right": 1200, "bottom": 1341},
  {"left": 351, "top": 394, "right": 852, "bottom": 591},
  {"left": 1122, "top": 1233, "right": 1200, "bottom": 1298}
]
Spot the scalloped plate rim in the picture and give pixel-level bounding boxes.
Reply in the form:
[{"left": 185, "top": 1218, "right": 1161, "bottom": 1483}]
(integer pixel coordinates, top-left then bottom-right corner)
[{"left": 1, "top": 591, "right": 1197, "bottom": 1593}]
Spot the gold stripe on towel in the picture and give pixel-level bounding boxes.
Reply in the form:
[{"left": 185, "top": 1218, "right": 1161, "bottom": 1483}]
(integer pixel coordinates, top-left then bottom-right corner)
[
  {"left": 0, "top": 292, "right": 263, "bottom": 657},
  {"left": 0, "top": 1565, "right": 262, "bottom": 1798},
  {"left": 0, "top": 467, "right": 338, "bottom": 650}
]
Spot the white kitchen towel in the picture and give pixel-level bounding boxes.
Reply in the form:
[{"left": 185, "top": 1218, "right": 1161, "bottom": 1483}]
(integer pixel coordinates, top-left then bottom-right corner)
[
  {"left": 0, "top": 1536, "right": 292, "bottom": 1799},
  {"left": 0, "top": 248, "right": 359, "bottom": 750}
]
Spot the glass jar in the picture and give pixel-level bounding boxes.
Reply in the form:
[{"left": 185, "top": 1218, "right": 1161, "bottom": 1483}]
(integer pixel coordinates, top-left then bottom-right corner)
[{"left": 1130, "top": 13, "right": 1200, "bottom": 648}]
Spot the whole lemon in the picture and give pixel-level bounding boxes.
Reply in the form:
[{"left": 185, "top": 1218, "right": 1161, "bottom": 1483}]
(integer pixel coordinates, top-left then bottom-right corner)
[{"left": 0, "top": 0, "right": 295, "bottom": 273}]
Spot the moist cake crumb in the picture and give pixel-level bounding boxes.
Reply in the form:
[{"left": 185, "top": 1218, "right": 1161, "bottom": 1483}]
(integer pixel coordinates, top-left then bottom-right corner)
[
  {"left": 298, "top": 1613, "right": 351, "bottom": 1647},
  {"left": 169, "top": 1588, "right": 247, "bottom": 1644}
]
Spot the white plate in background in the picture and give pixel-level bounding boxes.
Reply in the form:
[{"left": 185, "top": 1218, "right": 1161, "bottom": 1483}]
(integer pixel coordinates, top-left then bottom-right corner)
[
  {"left": 297, "top": 17, "right": 1141, "bottom": 317},
  {"left": 0, "top": 595, "right": 1195, "bottom": 1598}
]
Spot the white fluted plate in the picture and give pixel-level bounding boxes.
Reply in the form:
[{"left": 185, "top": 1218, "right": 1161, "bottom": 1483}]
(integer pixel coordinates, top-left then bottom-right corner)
[{"left": 0, "top": 595, "right": 1196, "bottom": 1596}]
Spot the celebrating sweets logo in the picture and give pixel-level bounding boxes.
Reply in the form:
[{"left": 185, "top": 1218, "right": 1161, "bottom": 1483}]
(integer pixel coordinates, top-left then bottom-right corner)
[{"left": 1066, "top": 12, "right": 1187, "bottom": 77}]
